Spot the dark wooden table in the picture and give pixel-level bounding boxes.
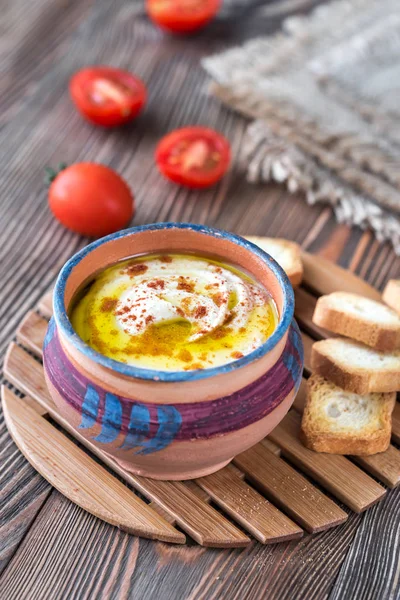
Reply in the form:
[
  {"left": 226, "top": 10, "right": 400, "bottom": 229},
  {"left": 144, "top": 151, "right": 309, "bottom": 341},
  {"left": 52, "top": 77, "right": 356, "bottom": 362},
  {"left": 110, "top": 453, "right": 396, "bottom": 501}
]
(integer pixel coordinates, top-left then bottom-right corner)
[{"left": 1, "top": 1, "right": 399, "bottom": 598}]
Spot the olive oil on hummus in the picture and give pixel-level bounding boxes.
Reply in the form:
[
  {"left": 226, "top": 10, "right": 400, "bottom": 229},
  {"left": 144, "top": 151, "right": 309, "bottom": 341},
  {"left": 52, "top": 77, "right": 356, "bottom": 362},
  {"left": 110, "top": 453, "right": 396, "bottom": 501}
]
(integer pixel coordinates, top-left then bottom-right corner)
[{"left": 70, "top": 253, "right": 278, "bottom": 371}]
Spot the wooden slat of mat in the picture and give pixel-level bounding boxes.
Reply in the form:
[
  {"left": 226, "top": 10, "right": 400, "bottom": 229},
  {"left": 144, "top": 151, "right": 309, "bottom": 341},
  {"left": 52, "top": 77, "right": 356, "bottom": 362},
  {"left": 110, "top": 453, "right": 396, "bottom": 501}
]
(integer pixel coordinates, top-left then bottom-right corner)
[
  {"left": 353, "top": 447, "right": 400, "bottom": 489},
  {"left": 295, "top": 288, "right": 331, "bottom": 340},
  {"left": 149, "top": 503, "right": 176, "bottom": 525},
  {"left": 196, "top": 464, "right": 303, "bottom": 544},
  {"left": 1, "top": 387, "right": 185, "bottom": 544},
  {"left": 4, "top": 343, "right": 250, "bottom": 548},
  {"left": 5, "top": 343, "right": 55, "bottom": 407},
  {"left": 301, "top": 252, "right": 381, "bottom": 301},
  {"left": 228, "top": 463, "right": 245, "bottom": 478},
  {"left": 234, "top": 443, "right": 347, "bottom": 533},
  {"left": 16, "top": 390, "right": 48, "bottom": 417},
  {"left": 17, "top": 311, "right": 48, "bottom": 357},
  {"left": 261, "top": 438, "right": 281, "bottom": 456},
  {"left": 185, "top": 480, "right": 211, "bottom": 503},
  {"left": 37, "top": 290, "right": 53, "bottom": 319},
  {"left": 268, "top": 411, "right": 386, "bottom": 511},
  {"left": 392, "top": 403, "right": 400, "bottom": 445}
]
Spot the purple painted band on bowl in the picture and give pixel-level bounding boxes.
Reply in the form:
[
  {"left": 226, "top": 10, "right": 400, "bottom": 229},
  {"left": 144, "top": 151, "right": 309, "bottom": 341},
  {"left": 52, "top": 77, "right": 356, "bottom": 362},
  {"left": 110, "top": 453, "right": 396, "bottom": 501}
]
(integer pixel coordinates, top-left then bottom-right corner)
[{"left": 43, "top": 318, "right": 303, "bottom": 454}]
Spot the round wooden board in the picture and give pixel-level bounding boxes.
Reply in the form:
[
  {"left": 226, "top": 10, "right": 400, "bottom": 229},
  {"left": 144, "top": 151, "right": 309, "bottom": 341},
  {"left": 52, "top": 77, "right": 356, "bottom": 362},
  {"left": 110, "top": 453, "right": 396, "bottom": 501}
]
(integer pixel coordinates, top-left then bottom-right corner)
[{"left": 2, "top": 253, "right": 399, "bottom": 547}]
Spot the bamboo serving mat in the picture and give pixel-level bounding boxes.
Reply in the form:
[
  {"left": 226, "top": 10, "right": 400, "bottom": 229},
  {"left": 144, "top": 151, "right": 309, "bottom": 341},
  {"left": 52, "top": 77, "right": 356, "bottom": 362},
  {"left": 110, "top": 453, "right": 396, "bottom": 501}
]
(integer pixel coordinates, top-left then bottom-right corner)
[{"left": 2, "top": 253, "right": 399, "bottom": 547}]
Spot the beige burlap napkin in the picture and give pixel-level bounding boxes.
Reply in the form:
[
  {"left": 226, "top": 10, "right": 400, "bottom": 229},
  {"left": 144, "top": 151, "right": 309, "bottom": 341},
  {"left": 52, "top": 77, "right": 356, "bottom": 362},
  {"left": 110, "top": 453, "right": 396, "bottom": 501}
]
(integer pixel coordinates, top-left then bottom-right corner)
[{"left": 203, "top": 0, "right": 400, "bottom": 254}]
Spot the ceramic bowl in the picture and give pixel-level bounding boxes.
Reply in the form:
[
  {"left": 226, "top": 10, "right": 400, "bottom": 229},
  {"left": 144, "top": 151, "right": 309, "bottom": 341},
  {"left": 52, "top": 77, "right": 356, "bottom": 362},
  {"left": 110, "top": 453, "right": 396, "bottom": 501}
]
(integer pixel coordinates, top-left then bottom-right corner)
[{"left": 43, "top": 223, "right": 304, "bottom": 480}]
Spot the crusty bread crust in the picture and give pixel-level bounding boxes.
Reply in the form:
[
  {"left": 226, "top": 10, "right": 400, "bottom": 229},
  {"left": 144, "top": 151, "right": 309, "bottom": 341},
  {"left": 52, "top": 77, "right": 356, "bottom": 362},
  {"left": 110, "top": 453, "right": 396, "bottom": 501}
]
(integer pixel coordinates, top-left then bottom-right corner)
[
  {"left": 300, "top": 375, "right": 395, "bottom": 455},
  {"left": 311, "top": 343, "right": 400, "bottom": 394},
  {"left": 245, "top": 236, "right": 303, "bottom": 287},
  {"left": 300, "top": 429, "right": 391, "bottom": 455},
  {"left": 313, "top": 295, "right": 400, "bottom": 352},
  {"left": 383, "top": 280, "right": 400, "bottom": 315}
]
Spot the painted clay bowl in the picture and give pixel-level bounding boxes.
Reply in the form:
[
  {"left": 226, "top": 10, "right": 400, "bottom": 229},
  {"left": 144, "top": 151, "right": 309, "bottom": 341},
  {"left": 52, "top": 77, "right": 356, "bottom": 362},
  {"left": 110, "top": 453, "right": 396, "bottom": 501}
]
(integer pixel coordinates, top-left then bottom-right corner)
[{"left": 43, "top": 223, "right": 304, "bottom": 480}]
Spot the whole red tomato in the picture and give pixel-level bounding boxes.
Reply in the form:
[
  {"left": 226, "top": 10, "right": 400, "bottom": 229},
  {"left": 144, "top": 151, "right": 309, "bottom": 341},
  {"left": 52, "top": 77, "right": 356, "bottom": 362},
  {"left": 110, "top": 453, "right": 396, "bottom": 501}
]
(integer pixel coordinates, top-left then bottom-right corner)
[
  {"left": 146, "top": 0, "right": 221, "bottom": 34},
  {"left": 47, "top": 163, "right": 134, "bottom": 237},
  {"left": 69, "top": 66, "right": 147, "bottom": 127}
]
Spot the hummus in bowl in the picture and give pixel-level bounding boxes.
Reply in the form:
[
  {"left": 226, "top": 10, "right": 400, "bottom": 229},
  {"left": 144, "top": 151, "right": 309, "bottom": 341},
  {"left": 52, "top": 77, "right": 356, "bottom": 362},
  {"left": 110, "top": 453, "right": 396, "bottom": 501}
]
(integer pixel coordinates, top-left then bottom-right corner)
[{"left": 70, "top": 253, "right": 278, "bottom": 371}]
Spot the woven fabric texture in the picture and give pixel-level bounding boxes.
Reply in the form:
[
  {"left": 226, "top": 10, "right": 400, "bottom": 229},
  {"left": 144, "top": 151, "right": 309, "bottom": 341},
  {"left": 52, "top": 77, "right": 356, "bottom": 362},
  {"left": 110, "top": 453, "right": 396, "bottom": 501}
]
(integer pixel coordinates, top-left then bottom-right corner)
[{"left": 204, "top": 0, "right": 400, "bottom": 253}]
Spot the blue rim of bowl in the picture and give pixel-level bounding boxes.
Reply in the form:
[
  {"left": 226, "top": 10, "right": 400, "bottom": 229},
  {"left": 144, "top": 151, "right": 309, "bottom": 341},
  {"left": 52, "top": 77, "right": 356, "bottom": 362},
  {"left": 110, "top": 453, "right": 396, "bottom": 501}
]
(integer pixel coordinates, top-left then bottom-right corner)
[{"left": 53, "top": 222, "right": 294, "bottom": 382}]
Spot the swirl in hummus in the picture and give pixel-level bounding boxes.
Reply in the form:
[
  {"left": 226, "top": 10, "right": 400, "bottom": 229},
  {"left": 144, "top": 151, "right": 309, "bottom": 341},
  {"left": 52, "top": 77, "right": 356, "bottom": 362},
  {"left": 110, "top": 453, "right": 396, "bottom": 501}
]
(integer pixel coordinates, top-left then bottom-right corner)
[{"left": 70, "top": 253, "right": 278, "bottom": 371}]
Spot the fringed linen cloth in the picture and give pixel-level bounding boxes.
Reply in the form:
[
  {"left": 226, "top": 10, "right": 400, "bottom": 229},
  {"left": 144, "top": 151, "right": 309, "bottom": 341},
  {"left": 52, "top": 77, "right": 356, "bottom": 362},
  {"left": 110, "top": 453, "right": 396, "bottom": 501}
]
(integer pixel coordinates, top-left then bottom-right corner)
[{"left": 203, "top": 0, "right": 400, "bottom": 254}]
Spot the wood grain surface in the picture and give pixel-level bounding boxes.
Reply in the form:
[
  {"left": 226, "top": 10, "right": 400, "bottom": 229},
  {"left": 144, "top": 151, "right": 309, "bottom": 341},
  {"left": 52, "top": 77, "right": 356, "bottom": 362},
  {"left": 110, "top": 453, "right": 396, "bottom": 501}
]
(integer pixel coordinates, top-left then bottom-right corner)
[
  {"left": 233, "top": 443, "right": 348, "bottom": 533},
  {"left": 1, "top": 0, "right": 399, "bottom": 598},
  {"left": 196, "top": 465, "right": 304, "bottom": 544}
]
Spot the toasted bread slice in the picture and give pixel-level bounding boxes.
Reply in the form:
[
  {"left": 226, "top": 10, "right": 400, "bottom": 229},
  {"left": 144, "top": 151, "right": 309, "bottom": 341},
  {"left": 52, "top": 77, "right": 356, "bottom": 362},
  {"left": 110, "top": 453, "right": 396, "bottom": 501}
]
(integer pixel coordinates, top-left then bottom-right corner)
[
  {"left": 311, "top": 338, "right": 400, "bottom": 394},
  {"left": 312, "top": 292, "right": 400, "bottom": 351},
  {"left": 383, "top": 280, "right": 400, "bottom": 315},
  {"left": 245, "top": 236, "right": 303, "bottom": 287},
  {"left": 301, "top": 375, "right": 395, "bottom": 455}
]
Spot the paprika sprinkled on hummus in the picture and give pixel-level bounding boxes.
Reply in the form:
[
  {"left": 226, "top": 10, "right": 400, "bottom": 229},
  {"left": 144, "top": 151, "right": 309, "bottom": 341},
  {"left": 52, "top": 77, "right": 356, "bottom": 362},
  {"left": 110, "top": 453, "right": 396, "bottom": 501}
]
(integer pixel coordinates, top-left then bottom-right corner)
[{"left": 70, "top": 253, "right": 278, "bottom": 371}]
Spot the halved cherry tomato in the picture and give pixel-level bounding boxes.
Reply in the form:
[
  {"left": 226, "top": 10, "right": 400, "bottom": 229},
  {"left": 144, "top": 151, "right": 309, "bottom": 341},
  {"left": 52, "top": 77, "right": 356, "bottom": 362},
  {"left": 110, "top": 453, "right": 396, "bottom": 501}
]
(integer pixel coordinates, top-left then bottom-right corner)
[
  {"left": 146, "top": 0, "right": 221, "bottom": 34},
  {"left": 155, "top": 127, "right": 231, "bottom": 188},
  {"left": 48, "top": 163, "right": 134, "bottom": 237},
  {"left": 69, "top": 66, "right": 147, "bottom": 127}
]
